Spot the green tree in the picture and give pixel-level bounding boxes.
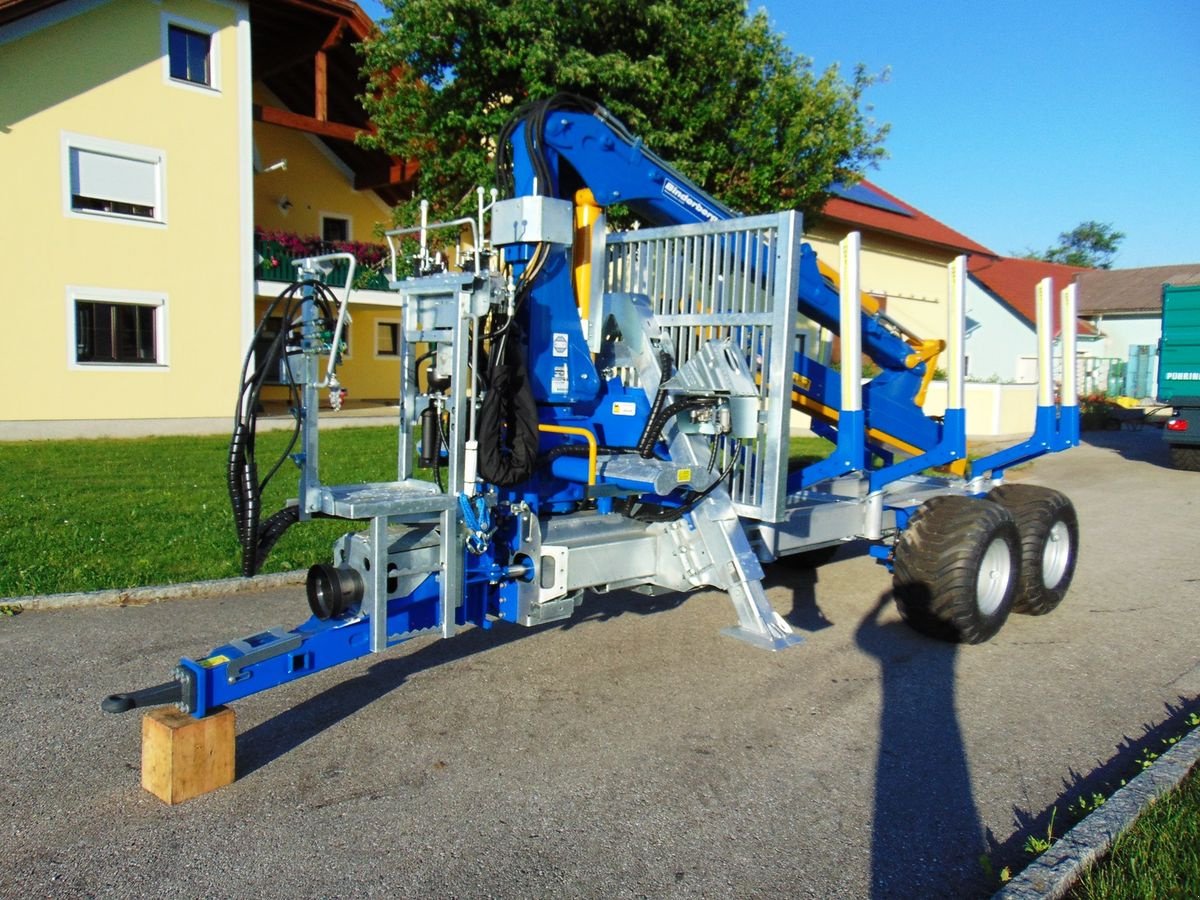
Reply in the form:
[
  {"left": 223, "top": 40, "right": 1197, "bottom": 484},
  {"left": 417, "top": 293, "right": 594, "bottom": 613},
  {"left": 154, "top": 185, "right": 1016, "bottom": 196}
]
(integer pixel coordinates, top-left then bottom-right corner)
[
  {"left": 359, "top": 0, "right": 888, "bottom": 221},
  {"left": 1025, "top": 221, "right": 1126, "bottom": 269}
]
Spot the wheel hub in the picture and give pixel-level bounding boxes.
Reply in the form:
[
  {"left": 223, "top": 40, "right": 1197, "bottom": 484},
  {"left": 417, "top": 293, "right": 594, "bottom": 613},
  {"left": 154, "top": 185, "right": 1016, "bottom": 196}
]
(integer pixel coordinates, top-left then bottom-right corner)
[
  {"left": 1042, "top": 520, "right": 1071, "bottom": 589},
  {"left": 976, "top": 536, "right": 1013, "bottom": 615}
]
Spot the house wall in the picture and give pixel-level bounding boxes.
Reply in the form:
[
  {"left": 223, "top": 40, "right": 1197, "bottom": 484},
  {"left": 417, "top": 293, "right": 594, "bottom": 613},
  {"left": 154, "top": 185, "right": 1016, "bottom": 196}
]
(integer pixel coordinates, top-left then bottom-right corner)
[
  {"left": 252, "top": 84, "right": 394, "bottom": 241},
  {"left": 1, "top": 0, "right": 250, "bottom": 423},
  {"left": 254, "top": 298, "right": 405, "bottom": 404},
  {"left": 1086, "top": 313, "right": 1162, "bottom": 398},
  {"left": 1089, "top": 315, "right": 1161, "bottom": 357},
  {"left": 805, "top": 226, "right": 959, "bottom": 343},
  {"left": 250, "top": 92, "right": 406, "bottom": 404},
  {"left": 964, "top": 279, "right": 1037, "bottom": 382}
]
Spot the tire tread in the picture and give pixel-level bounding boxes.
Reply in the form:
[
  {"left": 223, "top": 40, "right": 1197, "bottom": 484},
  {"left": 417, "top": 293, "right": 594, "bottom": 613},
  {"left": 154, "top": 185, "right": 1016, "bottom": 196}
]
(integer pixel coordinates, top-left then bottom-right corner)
[{"left": 893, "top": 495, "right": 1019, "bottom": 644}]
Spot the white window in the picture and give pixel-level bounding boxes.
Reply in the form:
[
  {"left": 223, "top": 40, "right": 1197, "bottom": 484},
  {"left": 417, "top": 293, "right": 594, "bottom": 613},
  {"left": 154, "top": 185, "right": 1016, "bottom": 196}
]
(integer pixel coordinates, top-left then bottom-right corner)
[
  {"left": 63, "top": 133, "right": 166, "bottom": 225},
  {"left": 67, "top": 288, "right": 168, "bottom": 369},
  {"left": 161, "top": 14, "right": 221, "bottom": 94}
]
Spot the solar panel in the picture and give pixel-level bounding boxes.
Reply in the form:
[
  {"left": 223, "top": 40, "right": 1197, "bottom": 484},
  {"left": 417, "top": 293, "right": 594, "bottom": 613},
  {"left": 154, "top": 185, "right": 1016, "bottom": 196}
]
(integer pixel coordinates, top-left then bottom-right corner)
[{"left": 829, "top": 181, "right": 914, "bottom": 218}]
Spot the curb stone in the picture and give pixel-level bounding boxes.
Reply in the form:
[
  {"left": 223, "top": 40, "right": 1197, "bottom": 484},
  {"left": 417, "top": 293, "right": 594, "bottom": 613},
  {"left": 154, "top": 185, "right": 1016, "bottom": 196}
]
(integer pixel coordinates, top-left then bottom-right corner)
[
  {"left": 994, "top": 723, "right": 1200, "bottom": 899},
  {"left": 6, "top": 570, "right": 307, "bottom": 612}
]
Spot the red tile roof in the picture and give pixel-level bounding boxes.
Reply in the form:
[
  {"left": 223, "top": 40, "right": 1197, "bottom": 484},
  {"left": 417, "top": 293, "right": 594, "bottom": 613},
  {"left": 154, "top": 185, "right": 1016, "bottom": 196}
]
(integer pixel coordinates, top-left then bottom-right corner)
[
  {"left": 968, "top": 255, "right": 1097, "bottom": 336},
  {"left": 818, "top": 179, "right": 995, "bottom": 256}
]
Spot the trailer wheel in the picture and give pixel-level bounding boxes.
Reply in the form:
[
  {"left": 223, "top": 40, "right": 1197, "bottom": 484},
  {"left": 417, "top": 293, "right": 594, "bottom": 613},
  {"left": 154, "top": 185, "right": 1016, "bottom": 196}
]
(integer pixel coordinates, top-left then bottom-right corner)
[
  {"left": 1169, "top": 445, "right": 1200, "bottom": 471},
  {"left": 892, "top": 496, "right": 1019, "bottom": 644},
  {"left": 986, "top": 484, "right": 1079, "bottom": 615},
  {"left": 776, "top": 544, "right": 841, "bottom": 569}
]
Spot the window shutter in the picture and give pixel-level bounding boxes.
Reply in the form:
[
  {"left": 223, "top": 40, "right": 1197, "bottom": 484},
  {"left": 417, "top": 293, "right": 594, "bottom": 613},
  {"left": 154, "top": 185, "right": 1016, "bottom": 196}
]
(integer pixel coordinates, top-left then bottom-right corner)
[{"left": 71, "top": 148, "right": 158, "bottom": 209}]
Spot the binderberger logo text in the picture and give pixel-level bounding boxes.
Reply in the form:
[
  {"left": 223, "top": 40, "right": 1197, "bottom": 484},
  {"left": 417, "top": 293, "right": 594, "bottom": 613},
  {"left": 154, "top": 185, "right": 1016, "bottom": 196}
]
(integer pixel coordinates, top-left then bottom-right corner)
[{"left": 662, "top": 179, "right": 719, "bottom": 222}]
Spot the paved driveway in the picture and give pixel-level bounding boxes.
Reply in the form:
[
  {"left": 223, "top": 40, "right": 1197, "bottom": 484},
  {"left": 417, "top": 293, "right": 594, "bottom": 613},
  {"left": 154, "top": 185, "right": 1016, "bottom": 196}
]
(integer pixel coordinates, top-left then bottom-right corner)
[{"left": 2, "top": 429, "right": 1197, "bottom": 898}]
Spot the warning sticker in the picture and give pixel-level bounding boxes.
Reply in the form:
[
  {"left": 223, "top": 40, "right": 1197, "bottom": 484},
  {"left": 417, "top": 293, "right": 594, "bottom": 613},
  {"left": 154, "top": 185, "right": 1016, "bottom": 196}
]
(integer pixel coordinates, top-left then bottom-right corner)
[
  {"left": 676, "top": 468, "right": 692, "bottom": 483},
  {"left": 612, "top": 401, "right": 637, "bottom": 417},
  {"left": 552, "top": 363, "right": 570, "bottom": 395},
  {"left": 552, "top": 332, "right": 569, "bottom": 358},
  {"left": 198, "top": 654, "right": 230, "bottom": 669}
]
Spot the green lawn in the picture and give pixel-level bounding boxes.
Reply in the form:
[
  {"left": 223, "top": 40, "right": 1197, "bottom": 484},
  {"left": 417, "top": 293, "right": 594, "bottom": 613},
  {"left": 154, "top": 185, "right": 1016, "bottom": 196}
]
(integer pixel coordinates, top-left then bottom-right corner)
[
  {"left": 0, "top": 428, "right": 401, "bottom": 597},
  {"left": 1070, "top": 762, "right": 1200, "bottom": 898},
  {"left": 0, "top": 429, "right": 833, "bottom": 597}
]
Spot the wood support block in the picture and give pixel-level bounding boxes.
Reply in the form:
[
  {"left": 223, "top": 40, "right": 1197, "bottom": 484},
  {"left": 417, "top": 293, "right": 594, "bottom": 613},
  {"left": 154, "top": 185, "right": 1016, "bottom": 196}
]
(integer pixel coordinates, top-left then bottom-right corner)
[{"left": 141, "top": 706, "right": 235, "bottom": 804}]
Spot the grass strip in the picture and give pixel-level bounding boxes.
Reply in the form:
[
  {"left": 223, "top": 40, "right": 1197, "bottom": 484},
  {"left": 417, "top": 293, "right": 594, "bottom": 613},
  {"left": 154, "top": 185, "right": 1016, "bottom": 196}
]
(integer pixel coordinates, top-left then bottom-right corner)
[
  {"left": 1070, "top": 763, "right": 1200, "bottom": 899},
  {"left": 0, "top": 428, "right": 400, "bottom": 597},
  {"left": 0, "top": 429, "right": 833, "bottom": 597}
]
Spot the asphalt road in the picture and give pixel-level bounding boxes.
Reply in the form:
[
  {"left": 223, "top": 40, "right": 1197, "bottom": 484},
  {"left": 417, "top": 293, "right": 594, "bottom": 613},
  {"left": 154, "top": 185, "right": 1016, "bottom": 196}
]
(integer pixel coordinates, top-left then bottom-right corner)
[{"left": 2, "top": 429, "right": 1198, "bottom": 898}]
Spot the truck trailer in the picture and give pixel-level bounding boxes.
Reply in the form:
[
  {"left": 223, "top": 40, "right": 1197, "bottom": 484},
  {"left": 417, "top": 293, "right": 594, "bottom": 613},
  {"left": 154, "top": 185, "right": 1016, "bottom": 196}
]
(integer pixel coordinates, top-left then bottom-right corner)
[{"left": 1159, "top": 283, "right": 1200, "bottom": 470}]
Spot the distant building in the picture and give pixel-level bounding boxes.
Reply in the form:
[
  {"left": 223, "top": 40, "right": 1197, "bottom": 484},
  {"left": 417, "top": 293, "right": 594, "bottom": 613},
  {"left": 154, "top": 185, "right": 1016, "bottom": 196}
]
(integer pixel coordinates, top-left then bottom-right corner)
[
  {"left": 966, "top": 256, "right": 1101, "bottom": 387},
  {"left": 1076, "top": 265, "right": 1200, "bottom": 399}
]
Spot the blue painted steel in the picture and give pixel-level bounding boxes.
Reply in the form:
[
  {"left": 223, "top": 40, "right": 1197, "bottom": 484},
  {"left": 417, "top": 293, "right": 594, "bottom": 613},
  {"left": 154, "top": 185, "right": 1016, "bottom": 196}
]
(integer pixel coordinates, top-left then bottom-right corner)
[
  {"left": 867, "top": 406, "right": 965, "bottom": 492},
  {"left": 182, "top": 576, "right": 442, "bottom": 717},
  {"left": 530, "top": 111, "right": 920, "bottom": 377},
  {"left": 971, "top": 404, "right": 1078, "bottom": 479},
  {"left": 795, "top": 409, "right": 865, "bottom": 488}
]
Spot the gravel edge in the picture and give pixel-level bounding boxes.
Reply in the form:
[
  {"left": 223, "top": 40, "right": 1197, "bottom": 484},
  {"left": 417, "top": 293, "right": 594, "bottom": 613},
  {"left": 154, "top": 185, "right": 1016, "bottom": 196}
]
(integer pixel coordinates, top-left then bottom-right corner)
[
  {"left": 5, "top": 570, "right": 307, "bottom": 611},
  {"left": 994, "top": 723, "right": 1200, "bottom": 899}
]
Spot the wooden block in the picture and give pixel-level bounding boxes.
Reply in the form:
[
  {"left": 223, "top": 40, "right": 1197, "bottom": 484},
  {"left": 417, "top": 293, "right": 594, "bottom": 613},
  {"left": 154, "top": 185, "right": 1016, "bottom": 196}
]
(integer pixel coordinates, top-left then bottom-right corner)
[{"left": 141, "top": 706, "right": 235, "bottom": 804}]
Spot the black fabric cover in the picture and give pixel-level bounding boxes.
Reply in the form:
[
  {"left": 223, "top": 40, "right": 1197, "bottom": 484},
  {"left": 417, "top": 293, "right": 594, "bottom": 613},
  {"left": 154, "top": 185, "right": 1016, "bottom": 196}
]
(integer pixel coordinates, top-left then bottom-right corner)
[{"left": 477, "top": 332, "right": 540, "bottom": 487}]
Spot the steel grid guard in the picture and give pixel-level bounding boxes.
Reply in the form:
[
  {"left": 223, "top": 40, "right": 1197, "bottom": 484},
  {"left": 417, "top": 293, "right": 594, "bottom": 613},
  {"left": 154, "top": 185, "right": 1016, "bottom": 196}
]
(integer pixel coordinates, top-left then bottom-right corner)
[{"left": 604, "top": 212, "right": 803, "bottom": 523}]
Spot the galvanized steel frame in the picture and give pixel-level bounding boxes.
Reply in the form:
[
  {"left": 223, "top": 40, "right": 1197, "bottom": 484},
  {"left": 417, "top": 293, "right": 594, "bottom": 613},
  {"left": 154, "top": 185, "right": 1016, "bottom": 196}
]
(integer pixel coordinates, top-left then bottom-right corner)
[{"left": 603, "top": 212, "right": 802, "bottom": 522}]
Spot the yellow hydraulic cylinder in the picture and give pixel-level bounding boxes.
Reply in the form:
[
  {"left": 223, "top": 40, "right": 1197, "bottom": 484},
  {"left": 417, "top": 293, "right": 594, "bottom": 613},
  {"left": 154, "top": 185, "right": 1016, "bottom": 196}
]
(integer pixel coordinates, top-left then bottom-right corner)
[{"left": 573, "top": 189, "right": 602, "bottom": 321}]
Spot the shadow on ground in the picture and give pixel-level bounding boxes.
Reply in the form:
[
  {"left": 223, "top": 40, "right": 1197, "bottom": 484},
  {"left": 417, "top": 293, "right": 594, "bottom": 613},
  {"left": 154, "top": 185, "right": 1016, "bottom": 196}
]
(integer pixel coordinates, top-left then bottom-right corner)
[
  {"left": 1080, "top": 427, "right": 1172, "bottom": 467},
  {"left": 771, "top": 549, "right": 991, "bottom": 897},
  {"left": 236, "top": 589, "right": 686, "bottom": 777},
  {"left": 855, "top": 593, "right": 989, "bottom": 898}
]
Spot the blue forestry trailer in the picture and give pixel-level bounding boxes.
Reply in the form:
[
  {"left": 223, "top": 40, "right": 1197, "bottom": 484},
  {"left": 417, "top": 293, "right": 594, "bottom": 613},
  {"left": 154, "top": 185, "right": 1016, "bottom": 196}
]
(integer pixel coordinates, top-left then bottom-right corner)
[{"left": 104, "top": 95, "right": 1082, "bottom": 724}]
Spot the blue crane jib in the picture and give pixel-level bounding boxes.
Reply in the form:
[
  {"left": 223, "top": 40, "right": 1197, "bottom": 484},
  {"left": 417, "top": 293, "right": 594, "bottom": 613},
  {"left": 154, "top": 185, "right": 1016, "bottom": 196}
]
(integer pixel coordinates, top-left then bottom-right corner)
[{"left": 103, "top": 95, "right": 1081, "bottom": 725}]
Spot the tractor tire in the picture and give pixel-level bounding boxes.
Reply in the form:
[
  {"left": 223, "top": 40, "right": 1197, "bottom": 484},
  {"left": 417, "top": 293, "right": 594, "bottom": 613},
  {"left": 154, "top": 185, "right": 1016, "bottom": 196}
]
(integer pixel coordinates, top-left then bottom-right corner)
[
  {"left": 892, "top": 495, "right": 1019, "bottom": 644},
  {"left": 1169, "top": 444, "right": 1200, "bottom": 472},
  {"left": 776, "top": 543, "right": 841, "bottom": 570},
  {"left": 986, "top": 484, "right": 1079, "bottom": 616}
]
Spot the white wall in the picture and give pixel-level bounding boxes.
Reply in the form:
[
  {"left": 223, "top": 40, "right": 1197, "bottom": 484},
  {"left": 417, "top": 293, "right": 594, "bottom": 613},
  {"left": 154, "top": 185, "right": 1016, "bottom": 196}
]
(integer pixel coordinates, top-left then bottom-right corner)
[
  {"left": 1092, "top": 314, "right": 1162, "bottom": 356},
  {"left": 964, "top": 278, "right": 1036, "bottom": 382}
]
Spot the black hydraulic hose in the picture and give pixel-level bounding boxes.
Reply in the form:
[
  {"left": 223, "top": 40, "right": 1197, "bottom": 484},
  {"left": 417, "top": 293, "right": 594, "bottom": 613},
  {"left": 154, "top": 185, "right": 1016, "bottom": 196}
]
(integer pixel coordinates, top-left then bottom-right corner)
[
  {"left": 239, "top": 460, "right": 260, "bottom": 576},
  {"left": 228, "top": 279, "right": 335, "bottom": 577},
  {"left": 254, "top": 506, "right": 300, "bottom": 573}
]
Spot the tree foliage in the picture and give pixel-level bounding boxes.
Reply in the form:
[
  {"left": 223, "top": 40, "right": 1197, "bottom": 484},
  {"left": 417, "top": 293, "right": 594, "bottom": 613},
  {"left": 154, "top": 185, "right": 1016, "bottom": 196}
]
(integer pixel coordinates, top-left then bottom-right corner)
[
  {"left": 1025, "top": 221, "right": 1126, "bottom": 269},
  {"left": 359, "top": 0, "right": 888, "bottom": 221}
]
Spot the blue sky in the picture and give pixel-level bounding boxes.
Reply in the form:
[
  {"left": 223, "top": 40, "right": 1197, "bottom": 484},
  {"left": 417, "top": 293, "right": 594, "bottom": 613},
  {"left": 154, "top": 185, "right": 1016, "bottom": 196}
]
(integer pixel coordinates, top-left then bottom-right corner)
[{"left": 357, "top": 1, "right": 1197, "bottom": 268}]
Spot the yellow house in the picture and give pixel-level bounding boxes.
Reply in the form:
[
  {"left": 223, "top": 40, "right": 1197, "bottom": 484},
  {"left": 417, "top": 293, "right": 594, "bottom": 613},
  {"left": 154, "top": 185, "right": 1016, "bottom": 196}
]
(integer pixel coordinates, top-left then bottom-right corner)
[
  {"left": 808, "top": 180, "right": 995, "bottom": 345},
  {"left": 0, "top": 0, "right": 414, "bottom": 437}
]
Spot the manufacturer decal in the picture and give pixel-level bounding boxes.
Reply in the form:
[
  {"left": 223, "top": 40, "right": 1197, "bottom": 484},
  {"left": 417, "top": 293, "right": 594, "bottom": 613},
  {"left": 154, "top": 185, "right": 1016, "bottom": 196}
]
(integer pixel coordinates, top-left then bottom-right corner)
[
  {"left": 552, "top": 332, "right": 569, "bottom": 358},
  {"left": 552, "top": 363, "right": 570, "bottom": 394},
  {"left": 662, "top": 179, "right": 720, "bottom": 223}
]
